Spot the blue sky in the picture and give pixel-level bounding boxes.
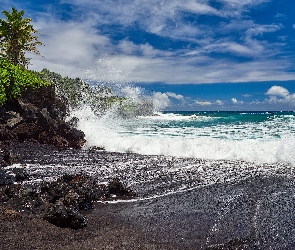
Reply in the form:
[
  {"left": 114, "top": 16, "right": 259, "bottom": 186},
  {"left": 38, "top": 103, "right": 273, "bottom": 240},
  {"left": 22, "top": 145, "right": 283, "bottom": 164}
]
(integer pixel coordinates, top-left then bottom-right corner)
[{"left": 1, "top": 0, "right": 295, "bottom": 110}]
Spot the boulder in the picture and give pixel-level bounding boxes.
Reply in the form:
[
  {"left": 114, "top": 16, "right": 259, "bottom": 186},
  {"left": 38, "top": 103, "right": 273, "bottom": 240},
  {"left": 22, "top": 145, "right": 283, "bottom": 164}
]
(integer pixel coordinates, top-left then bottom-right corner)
[
  {"left": 108, "top": 178, "right": 136, "bottom": 197},
  {"left": 0, "top": 207, "right": 21, "bottom": 220},
  {"left": 0, "top": 168, "right": 15, "bottom": 185},
  {"left": 40, "top": 174, "right": 107, "bottom": 210},
  {"left": 1, "top": 148, "right": 19, "bottom": 167},
  {"left": 12, "top": 122, "right": 43, "bottom": 141},
  {"left": 20, "top": 85, "right": 67, "bottom": 120},
  {"left": 0, "top": 172, "right": 135, "bottom": 229},
  {"left": 0, "top": 124, "right": 17, "bottom": 142},
  {"left": 40, "top": 174, "right": 105, "bottom": 229},
  {"left": 43, "top": 199, "right": 87, "bottom": 229},
  {"left": 4, "top": 111, "right": 23, "bottom": 128}
]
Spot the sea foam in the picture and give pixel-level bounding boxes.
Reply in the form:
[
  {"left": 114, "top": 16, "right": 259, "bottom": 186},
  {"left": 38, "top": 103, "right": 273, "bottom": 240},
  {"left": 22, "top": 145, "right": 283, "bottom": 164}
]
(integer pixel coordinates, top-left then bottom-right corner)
[{"left": 71, "top": 108, "right": 295, "bottom": 165}]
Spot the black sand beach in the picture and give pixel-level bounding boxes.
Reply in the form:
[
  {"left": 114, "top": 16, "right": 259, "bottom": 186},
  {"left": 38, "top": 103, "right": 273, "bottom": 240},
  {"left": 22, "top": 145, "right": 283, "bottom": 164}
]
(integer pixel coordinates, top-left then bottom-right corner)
[{"left": 1, "top": 142, "right": 295, "bottom": 249}]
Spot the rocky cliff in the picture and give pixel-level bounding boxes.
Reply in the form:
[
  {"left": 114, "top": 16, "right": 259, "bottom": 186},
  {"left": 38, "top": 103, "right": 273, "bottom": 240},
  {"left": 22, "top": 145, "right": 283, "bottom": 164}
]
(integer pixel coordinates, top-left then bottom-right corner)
[{"left": 0, "top": 85, "right": 85, "bottom": 149}]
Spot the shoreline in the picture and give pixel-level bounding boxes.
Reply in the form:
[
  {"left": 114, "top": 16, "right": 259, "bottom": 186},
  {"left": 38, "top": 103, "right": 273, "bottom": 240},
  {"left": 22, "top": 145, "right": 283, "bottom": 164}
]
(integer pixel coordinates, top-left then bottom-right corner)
[{"left": 1, "top": 141, "right": 295, "bottom": 249}]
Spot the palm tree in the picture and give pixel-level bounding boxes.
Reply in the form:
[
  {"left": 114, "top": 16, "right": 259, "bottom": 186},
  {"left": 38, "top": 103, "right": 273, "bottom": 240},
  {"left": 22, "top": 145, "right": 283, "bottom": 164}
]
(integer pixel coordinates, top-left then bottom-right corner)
[{"left": 0, "top": 7, "right": 43, "bottom": 68}]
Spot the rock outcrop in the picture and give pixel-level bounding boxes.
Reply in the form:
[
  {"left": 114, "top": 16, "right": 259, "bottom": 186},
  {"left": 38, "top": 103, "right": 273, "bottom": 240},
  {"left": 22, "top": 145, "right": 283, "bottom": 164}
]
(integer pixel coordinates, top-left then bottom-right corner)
[
  {"left": 0, "top": 85, "right": 85, "bottom": 149},
  {"left": 0, "top": 172, "right": 135, "bottom": 229}
]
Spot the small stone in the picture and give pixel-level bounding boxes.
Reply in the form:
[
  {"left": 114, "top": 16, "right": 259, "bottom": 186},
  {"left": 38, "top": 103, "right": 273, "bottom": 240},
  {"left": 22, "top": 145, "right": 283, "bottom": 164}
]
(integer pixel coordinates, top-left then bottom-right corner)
[
  {"left": 0, "top": 207, "right": 21, "bottom": 220},
  {"left": 108, "top": 178, "right": 136, "bottom": 197}
]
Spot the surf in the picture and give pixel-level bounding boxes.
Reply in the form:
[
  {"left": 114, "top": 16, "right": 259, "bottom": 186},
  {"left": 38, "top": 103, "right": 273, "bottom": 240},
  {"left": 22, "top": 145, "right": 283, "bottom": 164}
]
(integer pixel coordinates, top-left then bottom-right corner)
[{"left": 69, "top": 108, "right": 295, "bottom": 164}]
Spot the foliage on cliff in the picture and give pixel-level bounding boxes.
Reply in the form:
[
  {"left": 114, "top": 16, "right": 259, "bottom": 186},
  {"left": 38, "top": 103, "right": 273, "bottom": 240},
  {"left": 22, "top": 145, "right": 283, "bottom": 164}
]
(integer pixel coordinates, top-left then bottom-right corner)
[
  {"left": 36, "top": 69, "right": 153, "bottom": 117},
  {"left": 0, "top": 58, "right": 50, "bottom": 106},
  {"left": 36, "top": 69, "right": 126, "bottom": 114}
]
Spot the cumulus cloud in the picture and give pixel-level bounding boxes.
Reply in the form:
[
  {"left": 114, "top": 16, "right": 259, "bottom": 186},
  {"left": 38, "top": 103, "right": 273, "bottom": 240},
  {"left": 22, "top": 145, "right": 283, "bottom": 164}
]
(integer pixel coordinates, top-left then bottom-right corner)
[
  {"left": 231, "top": 98, "right": 243, "bottom": 104},
  {"left": 215, "top": 100, "right": 224, "bottom": 105},
  {"left": 265, "top": 85, "right": 295, "bottom": 105},
  {"left": 266, "top": 85, "right": 289, "bottom": 97},
  {"left": 153, "top": 92, "right": 170, "bottom": 111},
  {"left": 195, "top": 99, "right": 224, "bottom": 106},
  {"left": 231, "top": 98, "right": 238, "bottom": 104}
]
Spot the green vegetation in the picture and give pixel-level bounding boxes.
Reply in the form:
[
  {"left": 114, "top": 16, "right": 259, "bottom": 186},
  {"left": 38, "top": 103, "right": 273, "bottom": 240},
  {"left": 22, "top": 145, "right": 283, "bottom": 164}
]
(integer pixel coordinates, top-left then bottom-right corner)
[
  {"left": 0, "top": 8, "right": 47, "bottom": 106},
  {"left": 0, "top": 7, "right": 43, "bottom": 67},
  {"left": 36, "top": 69, "right": 126, "bottom": 113},
  {"left": 0, "top": 58, "right": 50, "bottom": 106},
  {"left": 36, "top": 69, "right": 153, "bottom": 117}
]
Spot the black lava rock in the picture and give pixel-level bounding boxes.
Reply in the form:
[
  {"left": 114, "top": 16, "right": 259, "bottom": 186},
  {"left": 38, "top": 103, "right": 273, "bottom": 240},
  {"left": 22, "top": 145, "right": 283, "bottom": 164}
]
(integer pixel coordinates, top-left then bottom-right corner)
[
  {"left": 43, "top": 199, "right": 87, "bottom": 229},
  {"left": 0, "top": 85, "right": 86, "bottom": 149},
  {"left": 108, "top": 178, "right": 136, "bottom": 197}
]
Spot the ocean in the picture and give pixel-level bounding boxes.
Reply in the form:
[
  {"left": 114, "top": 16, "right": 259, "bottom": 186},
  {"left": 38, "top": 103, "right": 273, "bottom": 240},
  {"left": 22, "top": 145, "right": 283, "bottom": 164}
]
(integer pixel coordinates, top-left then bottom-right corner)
[{"left": 73, "top": 109, "right": 295, "bottom": 165}]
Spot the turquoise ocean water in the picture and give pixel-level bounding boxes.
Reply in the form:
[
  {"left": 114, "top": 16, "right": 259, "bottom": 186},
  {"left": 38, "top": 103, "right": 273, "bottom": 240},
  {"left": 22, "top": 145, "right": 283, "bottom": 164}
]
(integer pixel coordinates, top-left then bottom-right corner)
[{"left": 74, "top": 109, "right": 295, "bottom": 164}]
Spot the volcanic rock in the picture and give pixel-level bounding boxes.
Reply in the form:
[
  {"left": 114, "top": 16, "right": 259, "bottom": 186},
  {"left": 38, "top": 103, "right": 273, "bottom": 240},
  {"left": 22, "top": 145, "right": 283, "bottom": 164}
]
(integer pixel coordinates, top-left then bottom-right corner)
[
  {"left": 1, "top": 148, "right": 19, "bottom": 167},
  {"left": 0, "top": 206, "right": 21, "bottom": 220},
  {"left": 0, "top": 170, "right": 136, "bottom": 229},
  {"left": 0, "top": 168, "right": 15, "bottom": 186},
  {"left": 43, "top": 199, "right": 87, "bottom": 229},
  {"left": 108, "top": 178, "right": 136, "bottom": 197},
  {"left": 0, "top": 85, "right": 85, "bottom": 149}
]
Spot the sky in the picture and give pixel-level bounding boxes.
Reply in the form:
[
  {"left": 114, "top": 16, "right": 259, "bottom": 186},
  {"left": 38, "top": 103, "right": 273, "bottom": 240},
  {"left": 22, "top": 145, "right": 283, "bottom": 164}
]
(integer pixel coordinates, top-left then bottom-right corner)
[{"left": 1, "top": 0, "right": 295, "bottom": 110}]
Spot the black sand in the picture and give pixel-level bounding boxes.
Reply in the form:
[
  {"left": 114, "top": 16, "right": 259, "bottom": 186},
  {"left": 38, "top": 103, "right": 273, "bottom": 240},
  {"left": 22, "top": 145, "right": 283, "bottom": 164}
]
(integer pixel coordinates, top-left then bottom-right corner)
[{"left": 1, "top": 142, "right": 295, "bottom": 249}]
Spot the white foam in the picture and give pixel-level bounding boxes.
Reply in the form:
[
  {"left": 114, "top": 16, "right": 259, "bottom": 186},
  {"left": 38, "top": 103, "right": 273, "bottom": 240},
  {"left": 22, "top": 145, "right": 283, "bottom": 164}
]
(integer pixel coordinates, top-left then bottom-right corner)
[
  {"left": 71, "top": 108, "right": 295, "bottom": 165},
  {"left": 140, "top": 112, "right": 215, "bottom": 121}
]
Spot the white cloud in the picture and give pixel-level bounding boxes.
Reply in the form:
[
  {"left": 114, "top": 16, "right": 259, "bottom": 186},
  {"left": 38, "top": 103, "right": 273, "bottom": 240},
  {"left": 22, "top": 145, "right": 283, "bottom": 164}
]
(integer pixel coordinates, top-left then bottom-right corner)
[
  {"left": 265, "top": 85, "right": 295, "bottom": 106},
  {"left": 275, "top": 13, "right": 286, "bottom": 19},
  {"left": 153, "top": 92, "right": 170, "bottom": 111},
  {"left": 231, "top": 98, "right": 243, "bottom": 104},
  {"left": 293, "top": 24, "right": 295, "bottom": 29},
  {"left": 266, "top": 85, "right": 289, "bottom": 97},
  {"left": 11, "top": 0, "right": 294, "bottom": 85},
  {"left": 202, "top": 41, "right": 256, "bottom": 56},
  {"left": 118, "top": 40, "right": 172, "bottom": 57},
  {"left": 181, "top": 2, "right": 221, "bottom": 16},
  {"left": 29, "top": 18, "right": 111, "bottom": 77},
  {"left": 166, "top": 92, "right": 184, "bottom": 100},
  {"left": 215, "top": 100, "right": 224, "bottom": 105},
  {"left": 250, "top": 100, "right": 262, "bottom": 105},
  {"left": 245, "top": 24, "right": 281, "bottom": 37},
  {"left": 231, "top": 98, "right": 238, "bottom": 104},
  {"left": 196, "top": 101, "right": 212, "bottom": 106},
  {"left": 220, "top": 0, "right": 271, "bottom": 9}
]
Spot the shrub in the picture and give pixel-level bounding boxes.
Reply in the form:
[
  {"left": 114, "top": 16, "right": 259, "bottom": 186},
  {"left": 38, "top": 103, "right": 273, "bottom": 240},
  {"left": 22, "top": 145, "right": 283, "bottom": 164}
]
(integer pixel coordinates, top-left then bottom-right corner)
[
  {"left": 36, "top": 68, "right": 124, "bottom": 113},
  {"left": 0, "top": 58, "right": 50, "bottom": 106},
  {"left": 36, "top": 68, "right": 153, "bottom": 117}
]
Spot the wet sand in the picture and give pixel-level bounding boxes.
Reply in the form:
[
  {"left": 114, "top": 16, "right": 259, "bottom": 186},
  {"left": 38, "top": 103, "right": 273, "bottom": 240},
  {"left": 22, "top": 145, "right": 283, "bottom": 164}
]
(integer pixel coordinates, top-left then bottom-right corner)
[{"left": 0, "top": 204, "right": 179, "bottom": 250}]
